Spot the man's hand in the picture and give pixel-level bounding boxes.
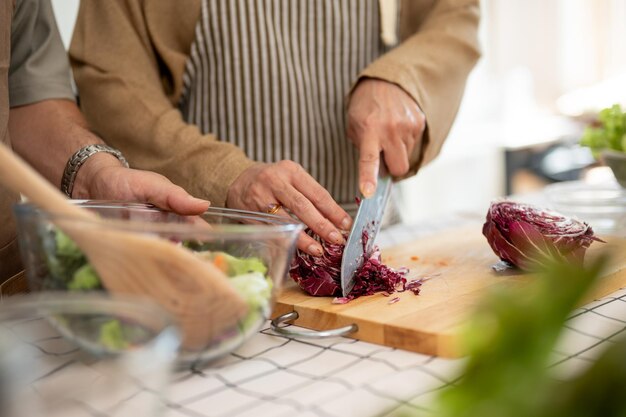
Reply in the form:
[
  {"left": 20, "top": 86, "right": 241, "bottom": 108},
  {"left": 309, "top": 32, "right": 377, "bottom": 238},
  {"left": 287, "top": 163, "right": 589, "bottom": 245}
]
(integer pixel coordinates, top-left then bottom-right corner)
[
  {"left": 227, "top": 161, "right": 352, "bottom": 257},
  {"left": 347, "top": 78, "right": 426, "bottom": 197},
  {"left": 74, "top": 153, "right": 209, "bottom": 215},
  {"left": 9, "top": 100, "right": 209, "bottom": 216}
]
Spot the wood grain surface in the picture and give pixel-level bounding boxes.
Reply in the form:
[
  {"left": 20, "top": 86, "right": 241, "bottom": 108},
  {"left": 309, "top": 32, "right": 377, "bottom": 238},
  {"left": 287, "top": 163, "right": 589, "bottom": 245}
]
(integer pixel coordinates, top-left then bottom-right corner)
[{"left": 273, "top": 225, "right": 626, "bottom": 357}]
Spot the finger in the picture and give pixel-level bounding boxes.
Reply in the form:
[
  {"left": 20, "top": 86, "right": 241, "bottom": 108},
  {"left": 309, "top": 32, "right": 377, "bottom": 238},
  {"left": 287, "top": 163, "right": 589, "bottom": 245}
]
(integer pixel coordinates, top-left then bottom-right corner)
[
  {"left": 268, "top": 205, "right": 324, "bottom": 256},
  {"left": 382, "top": 140, "right": 409, "bottom": 177},
  {"left": 296, "top": 230, "right": 324, "bottom": 257},
  {"left": 182, "top": 215, "right": 215, "bottom": 233},
  {"left": 357, "top": 133, "right": 381, "bottom": 198},
  {"left": 404, "top": 134, "right": 417, "bottom": 157},
  {"left": 164, "top": 188, "right": 210, "bottom": 215},
  {"left": 403, "top": 110, "right": 424, "bottom": 159},
  {"left": 273, "top": 186, "right": 345, "bottom": 246},
  {"left": 135, "top": 172, "right": 210, "bottom": 215},
  {"left": 414, "top": 109, "right": 427, "bottom": 137},
  {"left": 293, "top": 171, "right": 352, "bottom": 231}
]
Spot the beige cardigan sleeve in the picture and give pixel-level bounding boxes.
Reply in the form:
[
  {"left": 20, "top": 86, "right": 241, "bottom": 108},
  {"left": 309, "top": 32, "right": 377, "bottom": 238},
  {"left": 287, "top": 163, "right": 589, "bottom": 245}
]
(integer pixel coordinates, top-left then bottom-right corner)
[
  {"left": 359, "top": 0, "right": 481, "bottom": 179},
  {"left": 69, "top": 0, "right": 255, "bottom": 207}
]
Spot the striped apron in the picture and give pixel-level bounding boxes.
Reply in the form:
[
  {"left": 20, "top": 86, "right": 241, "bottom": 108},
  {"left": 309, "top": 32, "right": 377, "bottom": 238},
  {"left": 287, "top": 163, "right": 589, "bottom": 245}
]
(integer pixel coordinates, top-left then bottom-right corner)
[{"left": 179, "top": 0, "right": 386, "bottom": 215}]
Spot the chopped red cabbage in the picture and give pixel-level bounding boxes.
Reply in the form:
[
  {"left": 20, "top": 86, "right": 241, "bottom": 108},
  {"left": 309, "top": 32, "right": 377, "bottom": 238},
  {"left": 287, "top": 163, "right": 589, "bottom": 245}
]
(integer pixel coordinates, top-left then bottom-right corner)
[
  {"left": 289, "top": 228, "right": 410, "bottom": 301},
  {"left": 288, "top": 229, "right": 344, "bottom": 297},
  {"left": 388, "top": 296, "right": 400, "bottom": 304}
]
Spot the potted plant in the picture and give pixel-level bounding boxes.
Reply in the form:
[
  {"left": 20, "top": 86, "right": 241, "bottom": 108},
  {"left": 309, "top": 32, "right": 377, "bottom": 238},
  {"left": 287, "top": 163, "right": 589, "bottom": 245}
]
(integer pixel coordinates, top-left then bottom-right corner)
[{"left": 580, "top": 104, "right": 626, "bottom": 187}]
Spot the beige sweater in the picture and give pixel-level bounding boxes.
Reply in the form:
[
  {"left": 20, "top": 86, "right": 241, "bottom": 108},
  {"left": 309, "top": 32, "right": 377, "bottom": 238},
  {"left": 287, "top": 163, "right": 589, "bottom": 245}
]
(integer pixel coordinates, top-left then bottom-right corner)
[{"left": 70, "top": 0, "right": 480, "bottom": 207}]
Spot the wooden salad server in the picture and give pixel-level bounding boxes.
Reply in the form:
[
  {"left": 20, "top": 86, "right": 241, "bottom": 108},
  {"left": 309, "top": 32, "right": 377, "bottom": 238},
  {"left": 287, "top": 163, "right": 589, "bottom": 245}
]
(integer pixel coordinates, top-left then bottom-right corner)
[{"left": 0, "top": 143, "right": 249, "bottom": 350}]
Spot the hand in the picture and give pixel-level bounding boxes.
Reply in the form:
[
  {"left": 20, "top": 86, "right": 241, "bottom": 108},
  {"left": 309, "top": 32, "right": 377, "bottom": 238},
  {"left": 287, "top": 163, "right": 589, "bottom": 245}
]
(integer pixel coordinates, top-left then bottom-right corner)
[
  {"left": 73, "top": 153, "right": 210, "bottom": 215},
  {"left": 226, "top": 161, "right": 352, "bottom": 257},
  {"left": 347, "top": 78, "right": 426, "bottom": 197}
]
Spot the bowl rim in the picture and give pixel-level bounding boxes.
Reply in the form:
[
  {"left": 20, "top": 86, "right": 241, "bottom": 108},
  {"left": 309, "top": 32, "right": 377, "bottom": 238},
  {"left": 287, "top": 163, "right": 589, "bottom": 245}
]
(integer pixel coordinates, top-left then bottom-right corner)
[{"left": 14, "top": 201, "right": 304, "bottom": 237}]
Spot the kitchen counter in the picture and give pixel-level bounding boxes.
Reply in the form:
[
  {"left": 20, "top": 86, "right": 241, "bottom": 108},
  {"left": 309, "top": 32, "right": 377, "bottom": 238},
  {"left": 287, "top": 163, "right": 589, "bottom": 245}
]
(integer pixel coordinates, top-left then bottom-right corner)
[
  {"left": 11, "top": 220, "right": 625, "bottom": 417},
  {"left": 162, "top": 220, "right": 626, "bottom": 417}
]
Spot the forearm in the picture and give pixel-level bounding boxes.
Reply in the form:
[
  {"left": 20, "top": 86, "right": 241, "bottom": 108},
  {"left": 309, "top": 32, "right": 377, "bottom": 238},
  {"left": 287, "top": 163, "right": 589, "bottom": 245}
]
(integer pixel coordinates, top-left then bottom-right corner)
[
  {"left": 70, "top": 0, "right": 255, "bottom": 206},
  {"left": 8, "top": 99, "right": 123, "bottom": 198},
  {"left": 73, "top": 61, "right": 256, "bottom": 206}
]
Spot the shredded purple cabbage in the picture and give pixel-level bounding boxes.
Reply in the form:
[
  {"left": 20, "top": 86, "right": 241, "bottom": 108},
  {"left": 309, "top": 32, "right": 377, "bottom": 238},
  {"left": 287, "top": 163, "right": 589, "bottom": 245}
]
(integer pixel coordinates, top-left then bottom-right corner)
[{"left": 289, "top": 228, "right": 410, "bottom": 302}]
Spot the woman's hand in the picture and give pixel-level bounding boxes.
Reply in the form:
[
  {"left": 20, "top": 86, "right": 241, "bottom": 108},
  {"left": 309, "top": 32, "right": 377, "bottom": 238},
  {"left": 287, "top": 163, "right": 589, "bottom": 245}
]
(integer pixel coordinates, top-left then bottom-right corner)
[
  {"left": 226, "top": 161, "right": 352, "bottom": 256},
  {"left": 347, "top": 78, "right": 426, "bottom": 197},
  {"left": 74, "top": 153, "right": 210, "bottom": 215}
]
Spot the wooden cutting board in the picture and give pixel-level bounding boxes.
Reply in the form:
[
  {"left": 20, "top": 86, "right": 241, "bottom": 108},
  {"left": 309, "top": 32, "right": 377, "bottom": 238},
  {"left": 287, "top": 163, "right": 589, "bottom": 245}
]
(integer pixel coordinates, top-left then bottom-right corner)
[{"left": 273, "top": 224, "right": 626, "bottom": 357}]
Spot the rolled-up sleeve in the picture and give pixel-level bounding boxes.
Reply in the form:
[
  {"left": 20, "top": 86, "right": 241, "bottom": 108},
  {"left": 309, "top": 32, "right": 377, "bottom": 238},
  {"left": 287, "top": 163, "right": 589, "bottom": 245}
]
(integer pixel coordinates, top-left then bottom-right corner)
[
  {"left": 358, "top": 0, "right": 481, "bottom": 178},
  {"left": 9, "top": 0, "right": 75, "bottom": 107}
]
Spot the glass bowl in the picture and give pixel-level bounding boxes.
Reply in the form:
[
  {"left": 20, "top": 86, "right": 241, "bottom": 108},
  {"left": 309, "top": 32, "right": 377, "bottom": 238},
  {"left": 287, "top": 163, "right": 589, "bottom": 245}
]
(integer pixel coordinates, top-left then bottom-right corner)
[
  {"left": 544, "top": 181, "right": 626, "bottom": 236},
  {"left": 0, "top": 292, "right": 180, "bottom": 417},
  {"left": 13, "top": 202, "right": 302, "bottom": 367}
]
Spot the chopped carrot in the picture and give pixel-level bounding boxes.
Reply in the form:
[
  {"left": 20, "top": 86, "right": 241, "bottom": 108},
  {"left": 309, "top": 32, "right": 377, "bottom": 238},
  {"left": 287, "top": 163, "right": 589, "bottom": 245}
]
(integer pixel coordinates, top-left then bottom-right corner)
[
  {"left": 410, "top": 256, "right": 419, "bottom": 261},
  {"left": 213, "top": 254, "right": 229, "bottom": 273}
]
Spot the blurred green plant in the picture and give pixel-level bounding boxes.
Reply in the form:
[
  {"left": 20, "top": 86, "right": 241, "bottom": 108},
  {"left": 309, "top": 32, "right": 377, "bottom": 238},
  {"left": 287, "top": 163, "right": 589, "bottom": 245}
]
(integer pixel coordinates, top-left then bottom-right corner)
[
  {"left": 409, "top": 255, "right": 626, "bottom": 417},
  {"left": 580, "top": 104, "right": 626, "bottom": 156}
]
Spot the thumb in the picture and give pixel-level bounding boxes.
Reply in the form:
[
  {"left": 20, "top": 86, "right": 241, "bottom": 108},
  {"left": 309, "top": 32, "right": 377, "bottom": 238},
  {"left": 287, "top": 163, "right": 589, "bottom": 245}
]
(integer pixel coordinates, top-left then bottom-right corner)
[
  {"left": 163, "top": 186, "right": 210, "bottom": 215},
  {"left": 134, "top": 172, "right": 210, "bottom": 215}
]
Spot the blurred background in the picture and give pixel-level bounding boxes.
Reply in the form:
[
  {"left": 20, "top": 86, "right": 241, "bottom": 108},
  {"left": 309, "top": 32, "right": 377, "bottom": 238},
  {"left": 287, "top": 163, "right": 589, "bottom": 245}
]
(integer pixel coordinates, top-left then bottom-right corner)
[{"left": 51, "top": 0, "right": 626, "bottom": 227}]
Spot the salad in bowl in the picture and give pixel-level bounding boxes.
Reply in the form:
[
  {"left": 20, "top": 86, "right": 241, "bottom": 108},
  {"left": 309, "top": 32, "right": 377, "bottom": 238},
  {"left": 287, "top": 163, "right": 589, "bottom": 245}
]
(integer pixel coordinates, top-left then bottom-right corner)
[{"left": 14, "top": 202, "right": 301, "bottom": 367}]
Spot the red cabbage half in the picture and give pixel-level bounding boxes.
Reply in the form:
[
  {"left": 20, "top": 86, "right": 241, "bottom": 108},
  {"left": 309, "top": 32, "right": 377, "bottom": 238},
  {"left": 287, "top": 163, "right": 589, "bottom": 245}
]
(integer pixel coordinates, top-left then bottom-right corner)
[
  {"left": 289, "top": 229, "right": 409, "bottom": 300},
  {"left": 483, "top": 201, "right": 602, "bottom": 271}
]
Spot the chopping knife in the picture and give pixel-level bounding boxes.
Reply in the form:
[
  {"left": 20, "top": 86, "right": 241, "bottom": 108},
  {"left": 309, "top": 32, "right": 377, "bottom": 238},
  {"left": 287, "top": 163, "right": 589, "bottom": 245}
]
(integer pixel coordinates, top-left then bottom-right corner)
[{"left": 340, "top": 173, "right": 393, "bottom": 297}]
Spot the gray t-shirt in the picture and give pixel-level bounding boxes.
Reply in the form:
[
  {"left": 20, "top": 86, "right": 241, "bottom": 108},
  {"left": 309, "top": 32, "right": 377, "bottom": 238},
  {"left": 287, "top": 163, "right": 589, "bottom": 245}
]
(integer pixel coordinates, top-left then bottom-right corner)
[
  {"left": 9, "top": 0, "right": 75, "bottom": 107},
  {"left": 0, "top": 0, "right": 75, "bottom": 284}
]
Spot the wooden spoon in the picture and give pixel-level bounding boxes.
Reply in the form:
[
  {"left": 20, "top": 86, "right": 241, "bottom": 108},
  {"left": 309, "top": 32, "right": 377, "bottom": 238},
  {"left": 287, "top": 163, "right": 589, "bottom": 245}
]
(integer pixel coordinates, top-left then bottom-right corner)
[{"left": 0, "top": 144, "right": 249, "bottom": 350}]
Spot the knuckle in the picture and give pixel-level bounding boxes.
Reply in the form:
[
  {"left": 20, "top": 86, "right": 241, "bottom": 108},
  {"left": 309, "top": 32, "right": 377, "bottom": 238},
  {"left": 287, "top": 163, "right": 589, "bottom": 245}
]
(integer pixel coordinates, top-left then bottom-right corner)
[
  {"left": 258, "top": 167, "right": 273, "bottom": 182},
  {"left": 314, "top": 219, "right": 330, "bottom": 234},
  {"left": 291, "top": 194, "right": 309, "bottom": 212},
  {"left": 360, "top": 151, "right": 378, "bottom": 163},
  {"left": 308, "top": 192, "right": 322, "bottom": 206},
  {"left": 419, "top": 121, "right": 426, "bottom": 134},
  {"left": 276, "top": 159, "right": 290, "bottom": 169},
  {"left": 414, "top": 125, "right": 425, "bottom": 138},
  {"left": 277, "top": 160, "right": 301, "bottom": 175},
  {"left": 310, "top": 190, "right": 330, "bottom": 206},
  {"left": 415, "top": 113, "right": 426, "bottom": 130},
  {"left": 401, "top": 117, "right": 415, "bottom": 131},
  {"left": 240, "top": 192, "right": 255, "bottom": 207},
  {"left": 362, "top": 113, "right": 380, "bottom": 129},
  {"left": 247, "top": 186, "right": 264, "bottom": 201}
]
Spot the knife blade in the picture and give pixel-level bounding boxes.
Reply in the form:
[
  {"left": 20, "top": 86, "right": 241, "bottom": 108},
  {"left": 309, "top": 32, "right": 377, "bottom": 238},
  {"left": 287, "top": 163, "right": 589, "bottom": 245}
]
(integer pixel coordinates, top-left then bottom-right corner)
[{"left": 340, "top": 174, "right": 392, "bottom": 297}]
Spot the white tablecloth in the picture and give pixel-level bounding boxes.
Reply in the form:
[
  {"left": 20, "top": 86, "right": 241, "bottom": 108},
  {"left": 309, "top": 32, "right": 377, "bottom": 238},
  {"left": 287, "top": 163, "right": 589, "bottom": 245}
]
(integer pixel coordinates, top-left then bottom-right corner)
[{"left": 162, "top": 220, "right": 626, "bottom": 417}]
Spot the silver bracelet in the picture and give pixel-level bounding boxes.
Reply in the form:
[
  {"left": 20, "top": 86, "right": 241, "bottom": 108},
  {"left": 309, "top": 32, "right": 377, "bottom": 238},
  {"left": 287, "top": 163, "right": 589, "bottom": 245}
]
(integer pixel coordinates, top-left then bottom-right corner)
[{"left": 61, "top": 144, "right": 129, "bottom": 197}]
